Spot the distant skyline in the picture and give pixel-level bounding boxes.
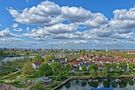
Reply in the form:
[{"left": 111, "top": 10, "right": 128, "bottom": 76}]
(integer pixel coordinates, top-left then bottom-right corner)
[{"left": 1, "top": 0, "right": 135, "bottom": 49}]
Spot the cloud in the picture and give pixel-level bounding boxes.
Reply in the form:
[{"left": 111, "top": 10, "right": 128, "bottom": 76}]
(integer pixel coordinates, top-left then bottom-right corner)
[
  {"left": 13, "top": 28, "right": 23, "bottom": 32},
  {"left": 8, "top": 1, "right": 62, "bottom": 25},
  {"left": 44, "top": 23, "right": 77, "bottom": 34},
  {"left": 23, "top": 23, "right": 77, "bottom": 40},
  {"left": 0, "top": 28, "right": 23, "bottom": 43},
  {"left": 61, "top": 6, "right": 91, "bottom": 22},
  {"left": 63, "top": 40, "right": 87, "bottom": 45},
  {"left": 12, "top": 23, "right": 18, "bottom": 28},
  {"left": 6, "top": 1, "right": 135, "bottom": 48},
  {"left": 76, "top": 13, "right": 108, "bottom": 28},
  {"left": 8, "top": 1, "right": 107, "bottom": 27},
  {"left": 11, "top": 23, "right": 23, "bottom": 32},
  {"left": 0, "top": 28, "right": 13, "bottom": 37},
  {"left": 111, "top": 32, "right": 133, "bottom": 39},
  {"left": 113, "top": 7, "right": 135, "bottom": 20},
  {"left": 109, "top": 7, "right": 135, "bottom": 30},
  {"left": 48, "top": 40, "right": 87, "bottom": 45},
  {"left": 26, "top": 27, "right": 30, "bottom": 31},
  {"left": 53, "top": 32, "right": 83, "bottom": 39}
]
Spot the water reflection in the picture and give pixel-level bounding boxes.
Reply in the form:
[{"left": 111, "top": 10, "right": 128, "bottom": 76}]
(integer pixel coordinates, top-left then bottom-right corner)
[
  {"left": 103, "top": 80, "right": 110, "bottom": 88},
  {"left": 128, "top": 79, "right": 134, "bottom": 86},
  {"left": 59, "top": 78, "right": 135, "bottom": 90},
  {"left": 75, "top": 80, "right": 79, "bottom": 85},
  {"left": 88, "top": 80, "right": 98, "bottom": 88},
  {"left": 81, "top": 81, "right": 87, "bottom": 87},
  {"left": 65, "top": 82, "right": 70, "bottom": 88},
  {"left": 111, "top": 81, "right": 117, "bottom": 88},
  {"left": 119, "top": 80, "right": 127, "bottom": 88}
]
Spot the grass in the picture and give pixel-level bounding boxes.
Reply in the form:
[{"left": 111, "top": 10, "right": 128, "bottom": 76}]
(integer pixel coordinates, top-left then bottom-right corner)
[
  {"left": 3, "top": 71, "right": 21, "bottom": 79},
  {"left": 12, "top": 81, "right": 27, "bottom": 88}
]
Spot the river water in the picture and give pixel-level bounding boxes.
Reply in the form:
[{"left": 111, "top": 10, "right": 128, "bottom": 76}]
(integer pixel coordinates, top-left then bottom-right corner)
[
  {"left": 0, "top": 56, "right": 25, "bottom": 62},
  {"left": 58, "top": 78, "right": 135, "bottom": 90},
  {"left": 0, "top": 56, "right": 34, "bottom": 62}
]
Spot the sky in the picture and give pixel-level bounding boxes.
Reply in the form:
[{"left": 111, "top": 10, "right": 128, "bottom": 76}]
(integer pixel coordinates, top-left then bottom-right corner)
[{"left": 1, "top": 0, "right": 135, "bottom": 49}]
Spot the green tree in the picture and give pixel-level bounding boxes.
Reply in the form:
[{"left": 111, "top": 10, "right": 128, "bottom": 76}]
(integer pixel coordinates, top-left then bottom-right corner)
[
  {"left": 82, "top": 65, "right": 87, "bottom": 71},
  {"left": 128, "top": 63, "right": 134, "bottom": 71},
  {"left": 51, "top": 62, "right": 62, "bottom": 75},
  {"left": 89, "top": 64, "right": 98, "bottom": 77},
  {"left": 89, "top": 64, "right": 98, "bottom": 71},
  {"left": 111, "top": 63, "right": 119, "bottom": 72},
  {"left": 22, "top": 62, "right": 33, "bottom": 75},
  {"left": 104, "top": 63, "right": 111, "bottom": 72},
  {"left": 90, "top": 69, "right": 96, "bottom": 77},
  {"left": 0, "top": 50, "right": 4, "bottom": 56},
  {"left": 44, "top": 55, "right": 55, "bottom": 63},
  {"left": 80, "top": 49, "right": 86, "bottom": 55},
  {"left": 56, "top": 72, "right": 67, "bottom": 81},
  {"left": 102, "top": 66, "right": 108, "bottom": 77},
  {"left": 33, "top": 55, "right": 44, "bottom": 62},
  {"left": 65, "top": 64, "right": 72, "bottom": 71},
  {"left": 119, "top": 62, "right": 127, "bottom": 72},
  {"left": 38, "top": 63, "right": 53, "bottom": 76}
]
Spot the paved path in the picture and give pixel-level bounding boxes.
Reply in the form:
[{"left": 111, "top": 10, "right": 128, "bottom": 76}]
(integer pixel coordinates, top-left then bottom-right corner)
[{"left": 53, "top": 78, "right": 72, "bottom": 90}]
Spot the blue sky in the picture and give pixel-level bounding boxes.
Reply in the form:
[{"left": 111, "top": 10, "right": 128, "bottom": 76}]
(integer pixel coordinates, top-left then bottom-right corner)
[{"left": 1, "top": 0, "right": 135, "bottom": 49}]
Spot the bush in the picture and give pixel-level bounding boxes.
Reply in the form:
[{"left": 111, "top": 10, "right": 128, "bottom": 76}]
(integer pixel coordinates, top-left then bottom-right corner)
[
  {"left": 38, "top": 63, "right": 53, "bottom": 76},
  {"left": 50, "top": 81, "right": 59, "bottom": 88},
  {"left": 31, "top": 81, "right": 43, "bottom": 90},
  {"left": 111, "top": 73, "right": 120, "bottom": 78},
  {"left": 46, "top": 88, "right": 52, "bottom": 90},
  {"left": 56, "top": 72, "right": 67, "bottom": 81},
  {"left": 0, "top": 80, "right": 4, "bottom": 83},
  {"left": 12, "top": 80, "right": 20, "bottom": 85}
]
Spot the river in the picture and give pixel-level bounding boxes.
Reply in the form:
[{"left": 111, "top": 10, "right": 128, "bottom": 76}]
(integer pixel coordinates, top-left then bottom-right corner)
[
  {"left": 58, "top": 78, "right": 135, "bottom": 90},
  {"left": 0, "top": 56, "right": 34, "bottom": 62}
]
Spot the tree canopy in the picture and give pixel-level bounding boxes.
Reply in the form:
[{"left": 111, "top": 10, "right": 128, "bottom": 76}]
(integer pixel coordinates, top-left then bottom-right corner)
[
  {"left": 38, "top": 63, "right": 53, "bottom": 76},
  {"left": 51, "top": 62, "right": 62, "bottom": 75},
  {"left": 22, "top": 62, "right": 33, "bottom": 75}
]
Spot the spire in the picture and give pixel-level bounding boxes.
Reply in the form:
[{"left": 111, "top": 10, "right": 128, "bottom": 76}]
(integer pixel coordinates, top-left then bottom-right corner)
[{"left": 106, "top": 45, "right": 108, "bottom": 52}]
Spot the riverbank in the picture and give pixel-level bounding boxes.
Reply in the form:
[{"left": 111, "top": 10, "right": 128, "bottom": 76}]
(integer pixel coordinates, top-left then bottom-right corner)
[{"left": 53, "top": 78, "right": 72, "bottom": 90}]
